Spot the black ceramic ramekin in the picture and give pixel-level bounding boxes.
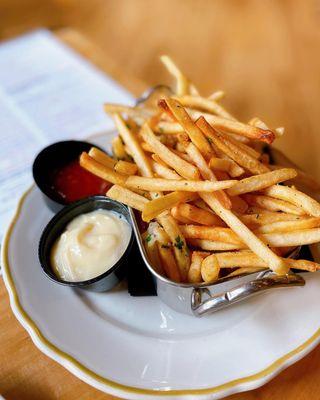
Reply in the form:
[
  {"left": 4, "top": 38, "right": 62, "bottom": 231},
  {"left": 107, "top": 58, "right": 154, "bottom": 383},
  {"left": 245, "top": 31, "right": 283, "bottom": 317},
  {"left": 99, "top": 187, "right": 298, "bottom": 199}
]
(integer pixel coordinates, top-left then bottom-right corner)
[
  {"left": 32, "top": 140, "right": 103, "bottom": 213},
  {"left": 38, "top": 196, "right": 134, "bottom": 292}
]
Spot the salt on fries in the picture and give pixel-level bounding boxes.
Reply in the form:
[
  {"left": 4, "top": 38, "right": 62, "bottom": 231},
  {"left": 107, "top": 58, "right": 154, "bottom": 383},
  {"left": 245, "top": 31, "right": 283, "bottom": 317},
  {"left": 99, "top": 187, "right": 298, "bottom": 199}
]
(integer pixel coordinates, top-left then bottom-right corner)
[{"left": 78, "top": 55, "right": 320, "bottom": 283}]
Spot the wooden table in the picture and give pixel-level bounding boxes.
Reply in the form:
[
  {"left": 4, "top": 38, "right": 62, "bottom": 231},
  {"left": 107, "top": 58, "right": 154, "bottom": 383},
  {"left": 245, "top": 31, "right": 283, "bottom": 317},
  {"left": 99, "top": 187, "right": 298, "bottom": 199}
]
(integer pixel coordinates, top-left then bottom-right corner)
[{"left": 1, "top": 2, "right": 320, "bottom": 398}]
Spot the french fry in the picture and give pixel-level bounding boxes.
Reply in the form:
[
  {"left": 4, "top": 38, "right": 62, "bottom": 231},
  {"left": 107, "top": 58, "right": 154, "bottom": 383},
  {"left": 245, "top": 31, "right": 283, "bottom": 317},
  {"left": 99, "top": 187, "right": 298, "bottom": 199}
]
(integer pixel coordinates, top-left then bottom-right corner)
[
  {"left": 185, "top": 141, "right": 231, "bottom": 209},
  {"left": 140, "top": 123, "right": 200, "bottom": 180},
  {"left": 171, "top": 206, "right": 194, "bottom": 224},
  {"left": 208, "top": 90, "right": 225, "bottom": 101},
  {"left": 80, "top": 153, "right": 127, "bottom": 186},
  {"left": 193, "top": 111, "right": 276, "bottom": 143},
  {"left": 113, "top": 114, "right": 154, "bottom": 178},
  {"left": 114, "top": 160, "right": 138, "bottom": 175},
  {"left": 112, "top": 136, "right": 128, "bottom": 160},
  {"left": 160, "top": 55, "right": 189, "bottom": 96},
  {"left": 174, "top": 203, "right": 226, "bottom": 227},
  {"left": 188, "top": 251, "right": 209, "bottom": 283},
  {"left": 230, "top": 195, "right": 249, "bottom": 214},
  {"left": 187, "top": 238, "right": 244, "bottom": 251},
  {"left": 239, "top": 212, "right": 306, "bottom": 227},
  {"left": 174, "top": 95, "right": 235, "bottom": 120},
  {"left": 104, "top": 103, "right": 153, "bottom": 118},
  {"left": 261, "top": 228, "right": 320, "bottom": 247},
  {"left": 254, "top": 217, "right": 320, "bottom": 234},
  {"left": 157, "top": 213, "right": 190, "bottom": 281},
  {"left": 203, "top": 251, "right": 320, "bottom": 272},
  {"left": 88, "top": 147, "right": 116, "bottom": 169},
  {"left": 141, "top": 142, "right": 154, "bottom": 153},
  {"left": 227, "top": 168, "right": 297, "bottom": 196},
  {"left": 151, "top": 160, "right": 182, "bottom": 180},
  {"left": 263, "top": 185, "right": 320, "bottom": 217},
  {"left": 125, "top": 176, "right": 236, "bottom": 192},
  {"left": 159, "top": 98, "right": 213, "bottom": 160},
  {"left": 143, "top": 230, "right": 164, "bottom": 275},
  {"left": 180, "top": 225, "right": 243, "bottom": 245},
  {"left": 107, "top": 185, "right": 148, "bottom": 211},
  {"left": 152, "top": 223, "right": 181, "bottom": 282},
  {"left": 142, "top": 192, "right": 197, "bottom": 222},
  {"left": 196, "top": 117, "right": 269, "bottom": 175},
  {"left": 244, "top": 194, "right": 306, "bottom": 215},
  {"left": 209, "top": 157, "right": 245, "bottom": 177},
  {"left": 200, "top": 192, "right": 288, "bottom": 274},
  {"left": 201, "top": 253, "right": 220, "bottom": 283},
  {"left": 219, "top": 132, "right": 261, "bottom": 159}
]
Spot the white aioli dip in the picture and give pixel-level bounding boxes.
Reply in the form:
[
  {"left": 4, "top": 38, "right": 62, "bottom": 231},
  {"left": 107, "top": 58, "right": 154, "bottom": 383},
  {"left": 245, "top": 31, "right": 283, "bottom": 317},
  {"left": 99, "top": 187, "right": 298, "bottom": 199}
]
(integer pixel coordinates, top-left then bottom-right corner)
[{"left": 51, "top": 209, "right": 131, "bottom": 282}]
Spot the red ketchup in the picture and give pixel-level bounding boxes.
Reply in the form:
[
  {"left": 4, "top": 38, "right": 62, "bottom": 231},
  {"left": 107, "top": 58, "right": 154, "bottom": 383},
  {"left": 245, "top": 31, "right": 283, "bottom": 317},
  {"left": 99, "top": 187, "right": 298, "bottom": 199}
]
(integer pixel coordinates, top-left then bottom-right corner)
[{"left": 51, "top": 160, "right": 110, "bottom": 203}]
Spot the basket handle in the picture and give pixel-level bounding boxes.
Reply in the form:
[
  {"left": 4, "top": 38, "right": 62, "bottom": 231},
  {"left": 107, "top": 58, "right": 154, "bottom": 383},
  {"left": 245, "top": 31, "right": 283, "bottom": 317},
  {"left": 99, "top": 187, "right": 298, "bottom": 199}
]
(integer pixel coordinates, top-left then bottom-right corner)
[{"left": 191, "top": 273, "right": 305, "bottom": 317}]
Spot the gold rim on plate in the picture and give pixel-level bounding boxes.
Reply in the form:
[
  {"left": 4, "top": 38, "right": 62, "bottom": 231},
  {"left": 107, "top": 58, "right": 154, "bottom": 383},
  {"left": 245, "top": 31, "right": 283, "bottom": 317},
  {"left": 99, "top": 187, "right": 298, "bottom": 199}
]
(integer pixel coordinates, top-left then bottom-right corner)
[{"left": 2, "top": 185, "right": 320, "bottom": 398}]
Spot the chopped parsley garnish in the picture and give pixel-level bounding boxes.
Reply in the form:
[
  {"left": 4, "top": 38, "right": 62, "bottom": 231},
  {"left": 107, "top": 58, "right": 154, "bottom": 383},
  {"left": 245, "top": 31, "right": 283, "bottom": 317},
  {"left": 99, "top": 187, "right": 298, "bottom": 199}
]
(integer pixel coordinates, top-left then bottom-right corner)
[
  {"left": 174, "top": 235, "right": 184, "bottom": 250},
  {"left": 146, "top": 234, "right": 152, "bottom": 243},
  {"left": 206, "top": 136, "right": 213, "bottom": 144}
]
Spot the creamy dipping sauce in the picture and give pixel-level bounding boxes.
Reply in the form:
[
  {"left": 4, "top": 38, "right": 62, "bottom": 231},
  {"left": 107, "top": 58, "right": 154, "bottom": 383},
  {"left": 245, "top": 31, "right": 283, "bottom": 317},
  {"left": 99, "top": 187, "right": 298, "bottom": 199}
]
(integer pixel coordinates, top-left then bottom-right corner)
[{"left": 51, "top": 209, "right": 131, "bottom": 282}]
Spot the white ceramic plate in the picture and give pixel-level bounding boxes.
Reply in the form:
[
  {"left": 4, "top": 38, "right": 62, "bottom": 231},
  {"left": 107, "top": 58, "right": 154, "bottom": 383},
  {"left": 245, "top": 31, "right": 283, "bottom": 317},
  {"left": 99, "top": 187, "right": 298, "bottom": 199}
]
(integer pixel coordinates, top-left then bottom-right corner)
[{"left": 2, "top": 146, "right": 320, "bottom": 400}]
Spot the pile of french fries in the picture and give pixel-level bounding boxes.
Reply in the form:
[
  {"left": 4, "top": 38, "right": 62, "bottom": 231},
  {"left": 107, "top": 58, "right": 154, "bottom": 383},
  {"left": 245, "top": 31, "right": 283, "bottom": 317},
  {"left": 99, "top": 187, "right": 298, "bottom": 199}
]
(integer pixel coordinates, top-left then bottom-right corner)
[{"left": 80, "top": 55, "right": 320, "bottom": 284}]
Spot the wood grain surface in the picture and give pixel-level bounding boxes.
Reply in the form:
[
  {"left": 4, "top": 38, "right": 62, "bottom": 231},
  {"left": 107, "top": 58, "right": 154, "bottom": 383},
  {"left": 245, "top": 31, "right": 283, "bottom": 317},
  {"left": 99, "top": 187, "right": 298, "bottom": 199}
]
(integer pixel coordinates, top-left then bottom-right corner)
[{"left": 1, "top": 1, "right": 320, "bottom": 399}]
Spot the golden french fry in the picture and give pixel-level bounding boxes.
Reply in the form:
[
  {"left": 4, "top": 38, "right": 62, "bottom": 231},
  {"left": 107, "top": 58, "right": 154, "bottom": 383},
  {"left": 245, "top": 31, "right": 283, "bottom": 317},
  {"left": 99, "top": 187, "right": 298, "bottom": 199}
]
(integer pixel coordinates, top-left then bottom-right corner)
[
  {"left": 125, "top": 175, "right": 236, "bottom": 192},
  {"left": 260, "top": 228, "right": 320, "bottom": 247},
  {"left": 159, "top": 98, "right": 214, "bottom": 160},
  {"left": 112, "top": 136, "right": 128, "bottom": 160},
  {"left": 227, "top": 168, "right": 297, "bottom": 196},
  {"left": 187, "top": 238, "right": 244, "bottom": 251},
  {"left": 80, "top": 153, "right": 127, "bottom": 186},
  {"left": 200, "top": 192, "right": 288, "bottom": 274},
  {"left": 202, "top": 251, "right": 320, "bottom": 273},
  {"left": 174, "top": 203, "right": 225, "bottom": 227},
  {"left": 171, "top": 206, "right": 194, "bottom": 224},
  {"left": 230, "top": 195, "right": 248, "bottom": 214},
  {"left": 151, "top": 160, "right": 182, "bottom": 180},
  {"left": 173, "top": 95, "right": 235, "bottom": 120},
  {"left": 185, "top": 142, "right": 231, "bottom": 209},
  {"left": 196, "top": 117, "right": 269, "bottom": 175},
  {"left": 114, "top": 160, "right": 138, "bottom": 175},
  {"left": 208, "top": 90, "right": 225, "bottom": 101},
  {"left": 239, "top": 212, "right": 306, "bottom": 227},
  {"left": 151, "top": 223, "right": 181, "bottom": 282},
  {"left": 113, "top": 114, "right": 154, "bottom": 178},
  {"left": 254, "top": 217, "right": 320, "bottom": 234},
  {"left": 88, "top": 147, "right": 116, "bottom": 169},
  {"left": 140, "top": 123, "right": 200, "bottom": 180},
  {"left": 104, "top": 103, "right": 153, "bottom": 118},
  {"left": 201, "top": 253, "right": 220, "bottom": 283},
  {"left": 158, "top": 213, "right": 190, "bottom": 281},
  {"left": 142, "top": 192, "right": 197, "bottom": 222},
  {"left": 160, "top": 55, "right": 189, "bottom": 96},
  {"left": 188, "top": 251, "right": 208, "bottom": 283},
  {"left": 143, "top": 230, "right": 164, "bottom": 275},
  {"left": 263, "top": 185, "right": 320, "bottom": 217},
  {"left": 244, "top": 194, "right": 306, "bottom": 215},
  {"left": 106, "top": 185, "right": 148, "bottom": 211},
  {"left": 179, "top": 225, "right": 243, "bottom": 245},
  {"left": 193, "top": 111, "right": 276, "bottom": 143},
  {"left": 141, "top": 142, "right": 154, "bottom": 153},
  {"left": 209, "top": 157, "right": 245, "bottom": 177}
]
